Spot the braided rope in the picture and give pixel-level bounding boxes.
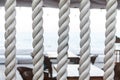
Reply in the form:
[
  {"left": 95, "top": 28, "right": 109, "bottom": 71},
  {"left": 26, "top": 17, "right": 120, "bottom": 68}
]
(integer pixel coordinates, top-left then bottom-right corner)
[
  {"left": 79, "top": 0, "right": 90, "bottom": 80},
  {"left": 57, "top": 0, "right": 70, "bottom": 80},
  {"left": 104, "top": 0, "right": 117, "bottom": 80},
  {"left": 32, "top": 0, "right": 44, "bottom": 80},
  {"left": 5, "top": 0, "right": 16, "bottom": 80}
]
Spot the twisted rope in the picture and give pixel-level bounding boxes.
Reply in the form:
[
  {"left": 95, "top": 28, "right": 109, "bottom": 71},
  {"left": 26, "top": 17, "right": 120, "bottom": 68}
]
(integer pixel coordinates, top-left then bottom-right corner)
[
  {"left": 5, "top": 0, "right": 16, "bottom": 80},
  {"left": 104, "top": 0, "right": 117, "bottom": 80},
  {"left": 57, "top": 0, "right": 70, "bottom": 80},
  {"left": 32, "top": 0, "right": 44, "bottom": 80},
  {"left": 79, "top": 0, "right": 90, "bottom": 80}
]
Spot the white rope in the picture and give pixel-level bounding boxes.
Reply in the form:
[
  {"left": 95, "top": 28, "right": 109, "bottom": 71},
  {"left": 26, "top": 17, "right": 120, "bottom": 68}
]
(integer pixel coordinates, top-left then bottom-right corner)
[
  {"left": 79, "top": 0, "right": 90, "bottom": 80},
  {"left": 32, "top": 0, "right": 44, "bottom": 80},
  {"left": 104, "top": 0, "right": 117, "bottom": 80},
  {"left": 5, "top": 0, "right": 16, "bottom": 80},
  {"left": 57, "top": 0, "right": 70, "bottom": 80}
]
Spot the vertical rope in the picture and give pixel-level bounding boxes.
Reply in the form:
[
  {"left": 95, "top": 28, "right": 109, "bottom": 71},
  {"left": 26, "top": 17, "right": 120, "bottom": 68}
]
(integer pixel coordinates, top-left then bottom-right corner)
[
  {"left": 79, "top": 0, "right": 90, "bottom": 80},
  {"left": 57, "top": 0, "right": 70, "bottom": 80},
  {"left": 32, "top": 0, "right": 44, "bottom": 80},
  {"left": 5, "top": 0, "right": 16, "bottom": 80},
  {"left": 104, "top": 0, "right": 117, "bottom": 80}
]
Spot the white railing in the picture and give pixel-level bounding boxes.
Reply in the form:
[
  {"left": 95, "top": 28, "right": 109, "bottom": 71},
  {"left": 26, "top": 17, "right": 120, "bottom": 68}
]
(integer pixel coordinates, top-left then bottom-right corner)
[{"left": 4, "top": 0, "right": 117, "bottom": 80}]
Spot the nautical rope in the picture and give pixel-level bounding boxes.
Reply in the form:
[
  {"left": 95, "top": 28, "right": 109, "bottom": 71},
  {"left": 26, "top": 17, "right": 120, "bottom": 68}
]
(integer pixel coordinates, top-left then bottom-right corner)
[
  {"left": 104, "top": 0, "right": 117, "bottom": 80},
  {"left": 79, "top": 0, "right": 90, "bottom": 80},
  {"left": 5, "top": 0, "right": 16, "bottom": 80},
  {"left": 57, "top": 0, "right": 70, "bottom": 80},
  {"left": 32, "top": 0, "right": 44, "bottom": 80}
]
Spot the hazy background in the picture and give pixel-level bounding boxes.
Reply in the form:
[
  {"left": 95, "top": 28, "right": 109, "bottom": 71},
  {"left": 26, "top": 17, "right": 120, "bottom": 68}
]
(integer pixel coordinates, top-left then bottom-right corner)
[{"left": 0, "top": 7, "right": 120, "bottom": 55}]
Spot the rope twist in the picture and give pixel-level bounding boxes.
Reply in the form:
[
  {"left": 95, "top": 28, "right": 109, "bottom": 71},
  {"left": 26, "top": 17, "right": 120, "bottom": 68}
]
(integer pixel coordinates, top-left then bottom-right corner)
[
  {"left": 57, "top": 0, "right": 70, "bottom": 80},
  {"left": 5, "top": 0, "right": 16, "bottom": 80},
  {"left": 32, "top": 0, "right": 44, "bottom": 80},
  {"left": 79, "top": 0, "right": 90, "bottom": 80},
  {"left": 104, "top": 0, "right": 117, "bottom": 80}
]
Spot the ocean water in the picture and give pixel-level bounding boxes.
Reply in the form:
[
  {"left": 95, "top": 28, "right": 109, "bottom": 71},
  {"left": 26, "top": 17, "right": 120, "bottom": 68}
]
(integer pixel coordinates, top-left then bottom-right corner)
[{"left": 0, "top": 32, "right": 106, "bottom": 55}]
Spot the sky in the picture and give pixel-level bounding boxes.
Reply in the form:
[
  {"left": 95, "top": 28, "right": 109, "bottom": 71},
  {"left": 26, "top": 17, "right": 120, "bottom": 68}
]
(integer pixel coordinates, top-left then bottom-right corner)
[{"left": 0, "top": 7, "right": 120, "bottom": 34}]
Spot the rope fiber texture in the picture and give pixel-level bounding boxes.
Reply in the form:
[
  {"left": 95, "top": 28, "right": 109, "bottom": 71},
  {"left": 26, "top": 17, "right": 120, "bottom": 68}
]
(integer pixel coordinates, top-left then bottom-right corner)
[
  {"left": 104, "top": 0, "right": 117, "bottom": 80},
  {"left": 79, "top": 0, "right": 91, "bottom": 80},
  {"left": 32, "top": 0, "right": 44, "bottom": 80},
  {"left": 5, "top": 0, "right": 16, "bottom": 80},
  {"left": 57, "top": 0, "right": 70, "bottom": 80}
]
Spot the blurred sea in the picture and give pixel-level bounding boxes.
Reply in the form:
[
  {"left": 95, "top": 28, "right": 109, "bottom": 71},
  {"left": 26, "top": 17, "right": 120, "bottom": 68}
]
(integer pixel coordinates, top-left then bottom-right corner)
[{"left": 0, "top": 32, "right": 107, "bottom": 55}]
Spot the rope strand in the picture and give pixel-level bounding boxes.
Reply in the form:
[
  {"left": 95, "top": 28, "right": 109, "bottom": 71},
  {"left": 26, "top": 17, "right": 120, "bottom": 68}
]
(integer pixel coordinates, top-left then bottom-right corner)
[
  {"left": 79, "top": 0, "right": 91, "bottom": 80},
  {"left": 104, "top": 0, "right": 117, "bottom": 80},
  {"left": 5, "top": 0, "right": 16, "bottom": 80},
  {"left": 32, "top": 0, "right": 44, "bottom": 80},
  {"left": 57, "top": 0, "right": 70, "bottom": 80}
]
